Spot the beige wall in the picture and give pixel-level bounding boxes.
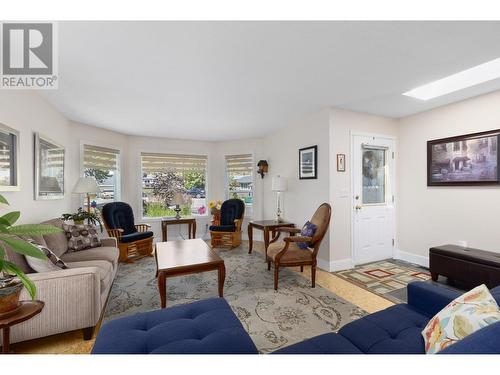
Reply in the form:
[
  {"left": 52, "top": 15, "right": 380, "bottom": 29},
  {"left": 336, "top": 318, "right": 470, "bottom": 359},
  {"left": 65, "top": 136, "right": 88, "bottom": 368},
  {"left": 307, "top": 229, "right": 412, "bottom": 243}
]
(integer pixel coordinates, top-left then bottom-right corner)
[
  {"left": 398, "top": 90, "right": 500, "bottom": 264},
  {"left": 263, "top": 109, "right": 331, "bottom": 266},
  {"left": 329, "top": 109, "right": 399, "bottom": 269},
  {"left": 0, "top": 91, "right": 73, "bottom": 223}
]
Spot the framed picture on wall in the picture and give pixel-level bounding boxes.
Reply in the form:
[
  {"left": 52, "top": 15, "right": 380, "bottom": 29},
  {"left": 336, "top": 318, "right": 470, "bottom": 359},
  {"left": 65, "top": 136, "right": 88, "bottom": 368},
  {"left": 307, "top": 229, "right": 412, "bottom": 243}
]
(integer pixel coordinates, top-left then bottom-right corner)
[
  {"left": 427, "top": 129, "right": 500, "bottom": 186},
  {"left": 299, "top": 145, "right": 317, "bottom": 179},
  {"left": 34, "top": 133, "right": 65, "bottom": 200},
  {"left": 0, "top": 123, "right": 20, "bottom": 191}
]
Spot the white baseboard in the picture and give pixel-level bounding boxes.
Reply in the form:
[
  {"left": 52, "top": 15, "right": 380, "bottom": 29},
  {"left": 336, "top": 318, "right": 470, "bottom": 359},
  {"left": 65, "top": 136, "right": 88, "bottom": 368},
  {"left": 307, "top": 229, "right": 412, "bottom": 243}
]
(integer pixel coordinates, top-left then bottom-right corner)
[
  {"left": 317, "top": 258, "right": 355, "bottom": 272},
  {"left": 394, "top": 248, "right": 429, "bottom": 268}
]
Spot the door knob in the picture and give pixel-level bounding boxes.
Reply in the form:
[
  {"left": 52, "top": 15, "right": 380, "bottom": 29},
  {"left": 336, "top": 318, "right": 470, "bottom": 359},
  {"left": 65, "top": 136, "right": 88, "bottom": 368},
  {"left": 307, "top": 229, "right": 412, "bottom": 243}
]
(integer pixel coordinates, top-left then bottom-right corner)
[{"left": 355, "top": 205, "right": 362, "bottom": 210}]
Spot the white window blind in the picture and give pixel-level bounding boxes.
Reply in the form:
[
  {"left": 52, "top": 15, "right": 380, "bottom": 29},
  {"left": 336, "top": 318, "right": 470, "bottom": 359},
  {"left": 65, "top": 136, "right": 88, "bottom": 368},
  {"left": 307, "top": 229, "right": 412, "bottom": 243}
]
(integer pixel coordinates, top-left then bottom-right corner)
[
  {"left": 83, "top": 144, "right": 120, "bottom": 171},
  {"left": 225, "top": 154, "right": 253, "bottom": 216},
  {"left": 141, "top": 153, "right": 207, "bottom": 174}
]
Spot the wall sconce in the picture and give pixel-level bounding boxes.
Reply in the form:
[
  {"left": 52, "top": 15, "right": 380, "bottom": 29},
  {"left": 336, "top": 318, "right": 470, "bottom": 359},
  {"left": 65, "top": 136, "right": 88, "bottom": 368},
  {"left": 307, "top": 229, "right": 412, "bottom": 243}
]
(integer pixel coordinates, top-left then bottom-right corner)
[{"left": 257, "top": 160, "right": 269, "bottom": 179}]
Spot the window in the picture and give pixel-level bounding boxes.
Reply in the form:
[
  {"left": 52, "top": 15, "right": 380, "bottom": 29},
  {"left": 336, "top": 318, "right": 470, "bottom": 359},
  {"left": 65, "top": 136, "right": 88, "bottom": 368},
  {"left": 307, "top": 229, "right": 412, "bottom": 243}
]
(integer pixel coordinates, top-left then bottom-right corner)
[
  {"left": 83, "top": 144, "right": 121, "bottom": 210},
  {"left": 141, "top": 153, "right": 208, "bottom": 218},
  {"left": 225, "top": 154, "right": 253, "bottom": 216},
  {"left": 0, "top": 123, "right": 19, "bottom": 191}
]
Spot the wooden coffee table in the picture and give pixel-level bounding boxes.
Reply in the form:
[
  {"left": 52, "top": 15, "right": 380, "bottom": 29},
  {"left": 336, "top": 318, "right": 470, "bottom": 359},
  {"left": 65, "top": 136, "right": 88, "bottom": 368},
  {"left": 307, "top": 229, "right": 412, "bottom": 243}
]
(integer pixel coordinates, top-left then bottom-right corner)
[{"left": 155, "top": 239, "right": 225, "bottom": 308}]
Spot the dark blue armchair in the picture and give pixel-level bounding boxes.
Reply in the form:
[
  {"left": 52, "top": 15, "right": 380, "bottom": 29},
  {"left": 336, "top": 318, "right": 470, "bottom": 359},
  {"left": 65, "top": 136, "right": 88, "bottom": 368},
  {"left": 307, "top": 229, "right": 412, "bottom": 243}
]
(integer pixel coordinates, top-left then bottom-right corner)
[
  {"left": 209, "top": 199, "right": 245, "bottom": 248},
  {"left": 102, "top": 202, "right": 154, "bottom": 262}
]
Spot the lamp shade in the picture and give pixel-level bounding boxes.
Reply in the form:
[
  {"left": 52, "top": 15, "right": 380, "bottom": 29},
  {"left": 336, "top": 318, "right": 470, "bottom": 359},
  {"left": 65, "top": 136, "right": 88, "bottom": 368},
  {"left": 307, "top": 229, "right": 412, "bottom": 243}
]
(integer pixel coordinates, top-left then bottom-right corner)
[
  {"left": 271, "top": 176, "right": 287, "bottom": 192},
  {"left": 173, "top": 192, "right": 185, "bottom": 205},
  {"left": 72, "top": 177, "right": 100, "bottom": 194}
]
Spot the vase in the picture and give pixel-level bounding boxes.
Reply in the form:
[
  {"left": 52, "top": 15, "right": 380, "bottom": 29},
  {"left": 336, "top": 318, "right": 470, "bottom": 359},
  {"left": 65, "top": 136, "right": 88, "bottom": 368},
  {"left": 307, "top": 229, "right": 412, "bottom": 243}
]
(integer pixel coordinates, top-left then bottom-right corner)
[
  {"left": 74, "top": 220, "right": 84, "bottom": 225},
  {"left": 0, "top": 281, "right": 23, "bottom": 317},
  {"left": 211, "top": 212, "right": 221, "bottom": 226}
]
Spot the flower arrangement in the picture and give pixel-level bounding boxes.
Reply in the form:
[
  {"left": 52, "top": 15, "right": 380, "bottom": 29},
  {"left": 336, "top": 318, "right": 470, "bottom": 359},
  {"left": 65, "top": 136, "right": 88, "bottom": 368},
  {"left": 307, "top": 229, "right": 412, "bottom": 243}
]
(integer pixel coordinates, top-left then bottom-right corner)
[{"left": 208, "top": 200, "right": 223, "bottom": 226}]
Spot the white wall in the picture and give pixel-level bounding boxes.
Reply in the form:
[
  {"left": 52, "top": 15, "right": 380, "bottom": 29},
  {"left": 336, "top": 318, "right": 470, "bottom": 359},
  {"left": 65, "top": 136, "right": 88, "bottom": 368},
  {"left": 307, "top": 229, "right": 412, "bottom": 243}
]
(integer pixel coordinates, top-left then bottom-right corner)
[
  {"left": 263, "top": 109, "right": 331, "bottom": 266},
  {"left": 398, "top": 90, "right": 500, "bottom": 263},
  {"left": 0, "top": 91, "right": 72, "bottom": 223},
  {"left": 329, "top": 109, "right": 399, "bottom": 270}
]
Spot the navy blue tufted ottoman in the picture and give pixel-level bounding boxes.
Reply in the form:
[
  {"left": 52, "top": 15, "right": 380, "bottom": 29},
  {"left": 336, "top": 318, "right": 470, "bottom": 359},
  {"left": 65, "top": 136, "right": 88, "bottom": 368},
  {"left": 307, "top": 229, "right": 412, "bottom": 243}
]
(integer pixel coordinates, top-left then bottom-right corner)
[{"left": 92, "top": 298, "right": 258, "bottom": 354}]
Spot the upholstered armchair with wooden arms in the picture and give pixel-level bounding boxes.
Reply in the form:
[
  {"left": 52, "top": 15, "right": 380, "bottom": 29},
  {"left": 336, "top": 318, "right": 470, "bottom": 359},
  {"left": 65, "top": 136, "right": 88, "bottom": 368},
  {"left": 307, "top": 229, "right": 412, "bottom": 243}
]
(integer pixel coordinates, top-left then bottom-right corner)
[
  {"left": 266, "top": 203, "right": 332, "bottom": 290},
  {"left": 209, "top": 199, "right": 245, "bottom": 249},
  {"left": 102, "top": 202, "right": 154, "bottom": 263}
]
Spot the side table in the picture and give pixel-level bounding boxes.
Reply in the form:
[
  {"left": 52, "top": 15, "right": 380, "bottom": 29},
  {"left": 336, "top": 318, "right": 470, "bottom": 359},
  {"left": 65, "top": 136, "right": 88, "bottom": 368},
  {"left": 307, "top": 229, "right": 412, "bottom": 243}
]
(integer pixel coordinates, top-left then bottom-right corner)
[
  {"left": 161, "top": 217, "right": 197, "bottom": 242},
  {"left": 247, "top": 220, "right": 295, "bottom": 258},
  {"left": 0, "top": 300, "right": 44, "bottom": 354}
]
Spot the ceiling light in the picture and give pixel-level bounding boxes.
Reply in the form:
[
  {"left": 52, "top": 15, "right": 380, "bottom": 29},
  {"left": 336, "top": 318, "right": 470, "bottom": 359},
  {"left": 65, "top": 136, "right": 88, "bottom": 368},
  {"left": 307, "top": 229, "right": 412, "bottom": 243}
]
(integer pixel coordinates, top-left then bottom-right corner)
[{"left": 403, "top": 57, "right": 500, "bottom": 100}]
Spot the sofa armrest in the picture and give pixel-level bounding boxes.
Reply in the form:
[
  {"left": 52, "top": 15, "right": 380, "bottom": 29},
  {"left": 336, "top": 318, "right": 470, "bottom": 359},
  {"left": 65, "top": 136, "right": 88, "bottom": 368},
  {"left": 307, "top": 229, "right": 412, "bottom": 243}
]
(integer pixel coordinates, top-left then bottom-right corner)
[
  {"left": 101, "top": 237, "right": 117, "bottom": 247},
  {"left": 407, "top": 281, "right": 461, "bottom": 318},
  {"left": 12, "top": 267, "right": 102, "bottom": 344},
  {"left": 439, "top": 321, "right": 500, "bottom": 354}
]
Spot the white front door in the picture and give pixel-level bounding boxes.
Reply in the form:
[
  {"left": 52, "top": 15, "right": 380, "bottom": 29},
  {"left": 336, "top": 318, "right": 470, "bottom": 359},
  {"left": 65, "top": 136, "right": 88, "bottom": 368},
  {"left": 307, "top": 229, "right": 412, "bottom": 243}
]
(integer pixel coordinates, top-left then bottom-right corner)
[{"left": 352, "top": 134, "right": 395, "bottom": 265}]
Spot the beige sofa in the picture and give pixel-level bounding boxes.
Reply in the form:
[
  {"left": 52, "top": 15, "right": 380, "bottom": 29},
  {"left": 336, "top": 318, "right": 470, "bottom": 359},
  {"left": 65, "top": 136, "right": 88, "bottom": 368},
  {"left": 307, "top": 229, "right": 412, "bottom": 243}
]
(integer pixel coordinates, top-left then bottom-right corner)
[{"left": 4, "top": 219, "right": 119, "bottom": 344}]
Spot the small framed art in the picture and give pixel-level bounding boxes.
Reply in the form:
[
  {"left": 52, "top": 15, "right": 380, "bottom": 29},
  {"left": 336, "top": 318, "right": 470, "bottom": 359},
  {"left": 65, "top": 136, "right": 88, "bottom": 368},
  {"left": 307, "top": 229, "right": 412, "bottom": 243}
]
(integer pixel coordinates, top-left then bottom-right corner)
[
  {"left": 299, "top": 145, "right": 317, "bottom": 179},
  {"left": 337, "top": 154, "right": 346, "bottom": 172}
]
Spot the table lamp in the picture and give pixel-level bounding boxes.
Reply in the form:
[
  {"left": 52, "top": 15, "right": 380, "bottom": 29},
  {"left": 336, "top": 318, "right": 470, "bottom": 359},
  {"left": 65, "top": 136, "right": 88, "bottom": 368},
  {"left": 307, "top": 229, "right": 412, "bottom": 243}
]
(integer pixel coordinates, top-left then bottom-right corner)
[
  {"left": 73, "top": 177, "right": 101, "bottom": 214},
  {"left": 173, "top": 192, "right": 184, "bottom": 219},
  {"left": 271, "top": 175, "right": 287, "bottom": 222}
]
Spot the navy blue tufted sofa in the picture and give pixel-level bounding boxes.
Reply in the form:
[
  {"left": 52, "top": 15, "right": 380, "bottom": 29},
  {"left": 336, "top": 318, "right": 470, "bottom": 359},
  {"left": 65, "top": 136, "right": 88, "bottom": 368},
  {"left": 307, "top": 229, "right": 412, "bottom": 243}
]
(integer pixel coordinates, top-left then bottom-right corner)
[{"left": 92, "top": 282, "right": 500, "bottom": 354}]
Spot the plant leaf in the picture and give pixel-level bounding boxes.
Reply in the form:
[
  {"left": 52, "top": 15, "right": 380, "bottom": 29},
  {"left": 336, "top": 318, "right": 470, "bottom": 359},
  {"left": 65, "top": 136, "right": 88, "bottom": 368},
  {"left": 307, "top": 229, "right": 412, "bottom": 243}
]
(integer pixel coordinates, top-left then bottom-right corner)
[
  {"left": 2, "top": 260, "right": 36, "bottom": 299},
  {"left": 0, "top": 243, "right": 4, "bottom": 258},
  {"left": 0, "top": 237, "right": 47, "bottom": 260},
  {"left": 0, "top": 194, "right": 9, "bottom": 205},
  {"left": 8, "top": 224, "right": 62, "bottom": 236},
  {"left": 1, "top": 211, "right": 20, "bottom": 226},
  {"left": 0, "top": 217, "right": 11, "bottom": 226}
]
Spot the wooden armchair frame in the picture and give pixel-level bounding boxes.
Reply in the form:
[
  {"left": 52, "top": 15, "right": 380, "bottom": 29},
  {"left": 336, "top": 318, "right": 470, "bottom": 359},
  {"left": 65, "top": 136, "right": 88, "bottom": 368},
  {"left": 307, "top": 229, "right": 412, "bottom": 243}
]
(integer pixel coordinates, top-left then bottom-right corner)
[
  {"left": 103, "top": 222, "right": 154, "bottom": 263},
  {"left": 210, "top": 204, "right": 245, "bottom": 249},
  {"left": 267, "top": 203, "right": 331, "bottom": 290}
]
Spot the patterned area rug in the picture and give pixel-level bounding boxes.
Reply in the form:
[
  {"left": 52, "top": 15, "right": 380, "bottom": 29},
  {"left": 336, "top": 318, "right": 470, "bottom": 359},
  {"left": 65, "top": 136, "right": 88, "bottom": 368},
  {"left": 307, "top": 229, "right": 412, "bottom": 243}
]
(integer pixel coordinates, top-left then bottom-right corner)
[
  {"left": 335, "top": 259, "right": 431, "bottom": 303},
  {"left": 104, "top": 244, "right": 366, "bottom": 353}
]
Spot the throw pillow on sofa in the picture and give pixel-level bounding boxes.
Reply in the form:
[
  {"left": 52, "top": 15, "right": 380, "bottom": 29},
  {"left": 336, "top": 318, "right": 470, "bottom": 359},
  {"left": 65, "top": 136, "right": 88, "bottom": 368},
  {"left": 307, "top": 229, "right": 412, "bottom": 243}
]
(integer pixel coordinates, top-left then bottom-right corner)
[
  {"left": 63, "top": 223, "right": 102, "bottom": 252},
  {"left": 422, "top": 284, "right": 500, "bottom": 354},
  {"left": 25, "top": 240, "right": 68, "bottom": 272},
  {"left": 297, "top": 221, "right": 317, "bottom": 249}
]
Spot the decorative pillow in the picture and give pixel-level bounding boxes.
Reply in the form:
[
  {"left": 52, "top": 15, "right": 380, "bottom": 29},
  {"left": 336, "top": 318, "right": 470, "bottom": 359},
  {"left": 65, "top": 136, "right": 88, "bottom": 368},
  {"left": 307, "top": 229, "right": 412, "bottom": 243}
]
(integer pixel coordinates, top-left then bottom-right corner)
[
  {"left": 63, "top": 223, "right": 102, "bottom": 252},
  {"left": 25, "top": 240, "right": 68, "bottom": 272},
  {"left": 422, "top": 284, "right": 500, "bottom": 354},
  {"left": 297, "top": 221, "right": 317, "bottom": 249}
]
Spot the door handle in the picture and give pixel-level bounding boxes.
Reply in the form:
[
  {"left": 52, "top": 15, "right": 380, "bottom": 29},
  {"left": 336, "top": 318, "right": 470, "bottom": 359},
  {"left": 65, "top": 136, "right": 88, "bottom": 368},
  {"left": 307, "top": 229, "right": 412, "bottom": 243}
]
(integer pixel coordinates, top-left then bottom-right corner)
[{"left": 355, "top": 205, "right": 362, "bottom": 211}]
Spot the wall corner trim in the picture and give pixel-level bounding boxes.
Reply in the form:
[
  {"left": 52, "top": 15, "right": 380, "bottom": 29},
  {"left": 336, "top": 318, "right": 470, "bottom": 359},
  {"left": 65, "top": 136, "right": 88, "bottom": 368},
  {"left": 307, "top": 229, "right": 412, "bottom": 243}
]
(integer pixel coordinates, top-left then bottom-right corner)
[
  {"left": 317, "top": 258, "right": 355, "bottom": 272},
  {"left": 394, "top": 248, "right": 429, "bottom": 268}
]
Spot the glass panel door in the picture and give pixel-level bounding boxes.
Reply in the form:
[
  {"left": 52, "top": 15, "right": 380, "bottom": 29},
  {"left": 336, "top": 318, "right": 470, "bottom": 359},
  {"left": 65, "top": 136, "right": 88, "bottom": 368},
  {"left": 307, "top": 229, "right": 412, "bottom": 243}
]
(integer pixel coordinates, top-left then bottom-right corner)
[{"left": 362, "top": 147, "right": 386, "bottom": 205}]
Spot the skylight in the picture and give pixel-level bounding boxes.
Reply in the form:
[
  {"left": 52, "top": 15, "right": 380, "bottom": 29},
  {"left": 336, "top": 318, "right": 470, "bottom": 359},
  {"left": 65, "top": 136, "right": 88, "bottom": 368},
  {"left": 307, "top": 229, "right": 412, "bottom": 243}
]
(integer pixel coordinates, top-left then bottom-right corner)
[{"left": 403, "top": 57, "right": 500, "bottom": 100}]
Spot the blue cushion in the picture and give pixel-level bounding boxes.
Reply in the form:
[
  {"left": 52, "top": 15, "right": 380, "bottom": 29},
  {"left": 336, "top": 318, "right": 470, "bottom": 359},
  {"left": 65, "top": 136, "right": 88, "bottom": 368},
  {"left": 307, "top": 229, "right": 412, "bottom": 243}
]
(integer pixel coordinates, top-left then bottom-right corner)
[
  {"left": 338, "top": 304, "right": 428, "bottom": 354},
  {"left": 102, "top": 202, "right": 137, "bottom": 235},
  {"left": 220, "top": 199, "right": 245, "bottom": 226},
  {"left": 120, "top": 231, "right": 154, "bottom": 243},
  {"left": 209, "top": 225, "right": 236, "bottom": 232},
  {"left": 297, "top": 221, "right": 317, "bottom": 249},
  {"left": 92, "top": 298, "right": 258, "bottom": 354},
  {"left": 274, "top": 333, "right": 362, "bottom": 354}
]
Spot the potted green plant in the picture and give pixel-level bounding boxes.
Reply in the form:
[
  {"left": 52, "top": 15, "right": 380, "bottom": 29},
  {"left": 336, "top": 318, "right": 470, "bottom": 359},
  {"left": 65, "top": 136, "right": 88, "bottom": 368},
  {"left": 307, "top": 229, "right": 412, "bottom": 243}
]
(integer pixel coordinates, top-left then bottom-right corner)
[
  {"left": 61, "top": 207, "right": 102, "bottom": 229},
  {"left": 0, "top": 194, "right": 62, "bottom": 316}
]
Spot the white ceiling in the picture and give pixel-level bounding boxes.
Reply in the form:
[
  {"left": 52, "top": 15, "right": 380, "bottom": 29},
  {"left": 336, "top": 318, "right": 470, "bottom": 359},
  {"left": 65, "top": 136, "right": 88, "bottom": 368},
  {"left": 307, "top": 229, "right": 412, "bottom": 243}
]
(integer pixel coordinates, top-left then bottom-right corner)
[{"left": 40, "top": 21, "right": 500, "bottom": 141}]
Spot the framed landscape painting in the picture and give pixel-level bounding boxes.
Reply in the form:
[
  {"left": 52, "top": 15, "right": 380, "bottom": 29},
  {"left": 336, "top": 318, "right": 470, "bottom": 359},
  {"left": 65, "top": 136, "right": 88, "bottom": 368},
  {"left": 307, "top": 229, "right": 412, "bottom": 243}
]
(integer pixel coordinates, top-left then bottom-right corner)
[
  {"left": 34, "top": 133, "right": 65, "bottom": 200},
  {"left": 427, "top": 129, "right": 500, "bottom": 186},
  {"left": 299, "top": 145, "right": 317, "bottom": 179}
]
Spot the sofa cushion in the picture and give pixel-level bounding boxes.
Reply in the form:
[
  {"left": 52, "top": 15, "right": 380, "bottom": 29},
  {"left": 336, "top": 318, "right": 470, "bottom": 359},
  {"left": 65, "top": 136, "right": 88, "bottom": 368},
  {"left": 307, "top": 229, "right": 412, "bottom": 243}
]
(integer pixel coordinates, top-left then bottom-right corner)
[
  {"left": 66, "top": 260, "right": 113, "bottom": 292},
  {"left": 3, "top": 243, "right": 35, "bottom": 274},
  {"left": 61, "top": 247, "right": 119, "bottom": 270},
  {"left": 41, "top": 218, "right": 68, "bottom": 257},
  {"left": 63, "top": 224, "right": 102, "bottom": 252},
  {"left": 120, "top": 231, "right": 154, "bottom": 243},
  {"left": 338, "top": 304, "right": 429, "bottom": 354},
  {"left": 274, "top": 332, "right": 362, "bottom": 354},
  {"left": 92, "top": 298, "right": 258, "bottom": 354},
  {"left": 25, "top": 240, "right": 68, "bottom": 272},
  {"left": 267, "top": 242, "right": 313, "bottom": 263}
]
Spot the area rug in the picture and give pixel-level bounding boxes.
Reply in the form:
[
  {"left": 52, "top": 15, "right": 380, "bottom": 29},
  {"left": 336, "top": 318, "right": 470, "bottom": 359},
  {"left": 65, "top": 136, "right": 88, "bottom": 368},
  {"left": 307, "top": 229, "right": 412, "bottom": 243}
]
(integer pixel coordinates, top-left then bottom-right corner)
[
  {"left": 103, "top": 244, "right": 366, "bottom": 353},
  {"left": 334, "top": 259, "right": 431, "bottom": 303}
]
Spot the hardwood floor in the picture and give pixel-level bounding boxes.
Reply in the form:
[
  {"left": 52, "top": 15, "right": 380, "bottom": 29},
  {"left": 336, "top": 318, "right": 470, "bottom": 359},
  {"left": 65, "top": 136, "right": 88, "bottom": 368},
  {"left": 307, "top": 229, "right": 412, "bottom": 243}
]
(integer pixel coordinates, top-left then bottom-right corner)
[{"left": 11, "top": 240, "right": 393, "bottom": 354}]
